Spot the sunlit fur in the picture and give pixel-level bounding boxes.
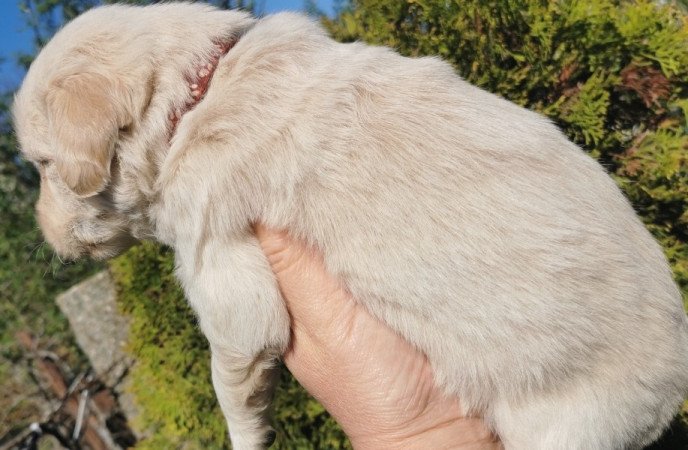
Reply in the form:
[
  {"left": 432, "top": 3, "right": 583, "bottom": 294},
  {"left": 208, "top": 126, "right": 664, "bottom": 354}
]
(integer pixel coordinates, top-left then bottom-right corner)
[{"left": 13, "top": 3, "right": 688, "bottom": 449}]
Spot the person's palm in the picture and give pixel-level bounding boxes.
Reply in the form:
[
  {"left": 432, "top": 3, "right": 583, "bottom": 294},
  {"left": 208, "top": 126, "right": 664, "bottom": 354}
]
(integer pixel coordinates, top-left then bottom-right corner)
[{"left": 256, "top": 226, "right": 500, "bottom": 449}]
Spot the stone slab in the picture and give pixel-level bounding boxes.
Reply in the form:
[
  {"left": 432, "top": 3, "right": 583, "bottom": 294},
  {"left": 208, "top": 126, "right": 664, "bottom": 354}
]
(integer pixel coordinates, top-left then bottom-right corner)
[
  {"left": 56, "top": 271, "right": 133, "bottom": 387},
  {"left": 57, "top": 271, "right": 160, "bottom": 441}
]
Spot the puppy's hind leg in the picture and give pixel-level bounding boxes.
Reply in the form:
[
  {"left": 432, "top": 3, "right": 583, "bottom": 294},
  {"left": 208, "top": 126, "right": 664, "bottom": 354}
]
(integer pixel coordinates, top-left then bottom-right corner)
[{"left": 181, "top": 231, "right": 290, "bottom": 450}]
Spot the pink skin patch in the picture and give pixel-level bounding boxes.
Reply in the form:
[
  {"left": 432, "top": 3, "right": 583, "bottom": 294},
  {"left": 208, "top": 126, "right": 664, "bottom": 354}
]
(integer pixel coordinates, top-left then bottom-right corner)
[{"left": 169, "top": 40, "right": 236, "bottom": 139}]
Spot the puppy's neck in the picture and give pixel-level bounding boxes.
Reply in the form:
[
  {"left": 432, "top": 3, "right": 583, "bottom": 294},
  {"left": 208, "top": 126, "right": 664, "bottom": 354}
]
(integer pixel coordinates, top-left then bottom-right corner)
[{"left": 168, "top": 39, "right": 238, "bottom": 140}]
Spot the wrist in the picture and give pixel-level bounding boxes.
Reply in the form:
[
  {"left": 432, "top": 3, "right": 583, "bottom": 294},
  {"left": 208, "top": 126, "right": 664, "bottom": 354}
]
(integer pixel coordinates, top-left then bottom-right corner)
[
  {"left": 349, "top": 416, "right": 500, "bottom": 450},
  {"left": 345, "top": 404, "right": 500, "bottom": 450}
]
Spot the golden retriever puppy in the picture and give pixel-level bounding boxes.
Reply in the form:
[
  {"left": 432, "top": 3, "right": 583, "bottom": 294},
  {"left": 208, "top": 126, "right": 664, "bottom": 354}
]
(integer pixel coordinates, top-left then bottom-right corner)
[{"left": 13, "top": 3, "right": 688, "bottom": 449}]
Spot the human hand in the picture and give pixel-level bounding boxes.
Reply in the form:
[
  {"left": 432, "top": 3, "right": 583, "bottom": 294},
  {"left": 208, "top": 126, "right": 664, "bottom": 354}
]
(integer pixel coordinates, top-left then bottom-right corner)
[{"left": 255, "top": 225, "right": 501, "bottom": 449}]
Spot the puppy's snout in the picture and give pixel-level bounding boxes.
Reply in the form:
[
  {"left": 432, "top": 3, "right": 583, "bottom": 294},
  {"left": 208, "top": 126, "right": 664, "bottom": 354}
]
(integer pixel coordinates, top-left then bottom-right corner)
[
  {"left": 35, "top": 185, "right": 81, "bottom": 260},
  {"left": 36, "top": 187, "right": 58, "bottom": 240}
]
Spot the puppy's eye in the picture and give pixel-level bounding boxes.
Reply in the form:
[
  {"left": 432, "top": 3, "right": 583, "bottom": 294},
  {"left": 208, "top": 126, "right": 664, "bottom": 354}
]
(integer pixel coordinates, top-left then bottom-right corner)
[{"left": 36, "top": 159, "right": 51, "bottom": 168}]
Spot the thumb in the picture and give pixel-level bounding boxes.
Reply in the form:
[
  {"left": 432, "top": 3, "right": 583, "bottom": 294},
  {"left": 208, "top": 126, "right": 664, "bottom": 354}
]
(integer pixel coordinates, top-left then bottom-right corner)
[{"left": 254, "top": 224, "right": 355, "bottom": 340}]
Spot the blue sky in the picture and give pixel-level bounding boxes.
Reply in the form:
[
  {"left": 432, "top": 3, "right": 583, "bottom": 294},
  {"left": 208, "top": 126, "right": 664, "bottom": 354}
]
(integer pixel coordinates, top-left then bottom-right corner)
[{"left": 0, "top": 0, "right": 336, "bottom": 91}]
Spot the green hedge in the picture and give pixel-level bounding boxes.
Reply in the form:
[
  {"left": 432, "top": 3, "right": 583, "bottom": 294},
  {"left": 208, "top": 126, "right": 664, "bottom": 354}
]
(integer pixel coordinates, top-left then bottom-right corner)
[{"left": 109, "top": 0, "right": 687, "bottom": 448}]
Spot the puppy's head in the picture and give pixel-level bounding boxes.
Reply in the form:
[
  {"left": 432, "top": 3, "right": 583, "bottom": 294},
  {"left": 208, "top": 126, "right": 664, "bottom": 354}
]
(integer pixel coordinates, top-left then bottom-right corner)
[
  {"left": 13, "top": 10, "right": 150, "bottom": 260},
  {"left": 13, "top": 68, "right": 140, "bottom": 259},
  {"left": 13, "top": 3, "right": 256, "bottom": 260}
]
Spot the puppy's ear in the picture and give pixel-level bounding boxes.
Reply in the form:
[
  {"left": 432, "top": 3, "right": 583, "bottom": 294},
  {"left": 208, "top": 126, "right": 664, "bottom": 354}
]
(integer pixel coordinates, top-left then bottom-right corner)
[{"left": 46, "top": 72, "right": 131, "bottom": 197}]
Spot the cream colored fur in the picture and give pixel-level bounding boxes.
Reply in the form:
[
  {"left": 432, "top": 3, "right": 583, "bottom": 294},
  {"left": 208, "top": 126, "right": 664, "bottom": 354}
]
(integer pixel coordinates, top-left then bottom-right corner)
[{"left": 13, "top": 3, "right": 688, "bottom": 449}]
